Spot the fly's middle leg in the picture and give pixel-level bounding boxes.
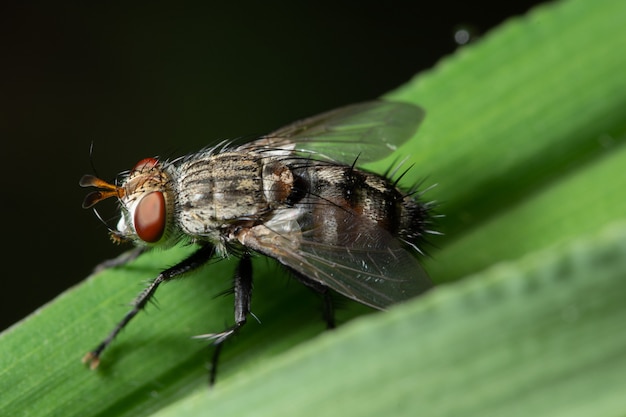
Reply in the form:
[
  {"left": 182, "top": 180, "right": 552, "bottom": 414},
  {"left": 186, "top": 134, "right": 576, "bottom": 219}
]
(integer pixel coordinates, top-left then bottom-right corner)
[{"left": 196, "top": 253, "right": 253, "bottom": 385}]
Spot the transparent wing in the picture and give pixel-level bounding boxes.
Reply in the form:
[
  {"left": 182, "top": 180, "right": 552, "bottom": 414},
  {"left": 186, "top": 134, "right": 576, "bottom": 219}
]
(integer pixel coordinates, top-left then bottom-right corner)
[
  {"left": 243, "top": 208, "right": 432, "bottom": 310},
  {"left": 294, "top": 233, "right": 432, "bottom": 310},
  {"left": 238, "top": 101, "right": 425, "bottom": 165}
]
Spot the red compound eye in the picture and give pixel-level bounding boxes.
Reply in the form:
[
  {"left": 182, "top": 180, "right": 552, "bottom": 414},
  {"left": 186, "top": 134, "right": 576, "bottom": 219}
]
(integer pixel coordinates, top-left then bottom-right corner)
[
  {"left": 132, "top": 157, "right": 159, "bottom": 173},
  {"left": 134, "top": 191, "right": 166, "bottom": 243}
]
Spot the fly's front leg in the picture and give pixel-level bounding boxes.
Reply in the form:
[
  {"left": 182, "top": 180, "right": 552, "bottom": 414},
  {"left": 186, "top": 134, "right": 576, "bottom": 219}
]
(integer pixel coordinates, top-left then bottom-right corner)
[
  {"left": 83, "top": 243, "right": 216, "bottom": 369},
  {"left": 194, "top": 253, "right": 253, "bottom": 384},
  {"left": 92, "top": 246, "right": 148, "bottom": 273}
]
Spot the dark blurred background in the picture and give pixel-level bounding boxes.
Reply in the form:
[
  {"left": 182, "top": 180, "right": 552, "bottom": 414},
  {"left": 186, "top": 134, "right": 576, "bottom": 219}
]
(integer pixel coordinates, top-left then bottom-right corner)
[{"left": 1, "top": 1, "right": 545, "bottom": 330}]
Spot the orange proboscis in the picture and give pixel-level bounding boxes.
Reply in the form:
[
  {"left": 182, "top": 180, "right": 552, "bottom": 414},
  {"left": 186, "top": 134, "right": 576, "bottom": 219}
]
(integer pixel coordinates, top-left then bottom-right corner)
[{"left": 79, "top": 174, "right": 125, "bottom": 208}]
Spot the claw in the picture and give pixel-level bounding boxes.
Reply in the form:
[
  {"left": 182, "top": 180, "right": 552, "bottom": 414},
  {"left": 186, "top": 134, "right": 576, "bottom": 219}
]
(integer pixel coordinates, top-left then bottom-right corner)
[{"left": 82, "top": 352, "right": 100, "bottom": 370}]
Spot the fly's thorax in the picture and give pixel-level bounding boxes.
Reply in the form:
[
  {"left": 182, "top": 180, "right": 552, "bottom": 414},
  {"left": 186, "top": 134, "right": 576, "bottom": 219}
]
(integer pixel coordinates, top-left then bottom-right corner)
[
  {"left": 176, "top": 151, "right": 292, "bottom": 239},
  {"left": 116, "top": 158, "right": 179, "bottom": 246}
]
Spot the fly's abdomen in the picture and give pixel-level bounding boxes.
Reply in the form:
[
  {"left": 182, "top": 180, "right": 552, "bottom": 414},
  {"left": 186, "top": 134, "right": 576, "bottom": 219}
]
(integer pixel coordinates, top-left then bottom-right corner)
[{"left": 299, "top": 165, "right": 429, "bottom": 248}]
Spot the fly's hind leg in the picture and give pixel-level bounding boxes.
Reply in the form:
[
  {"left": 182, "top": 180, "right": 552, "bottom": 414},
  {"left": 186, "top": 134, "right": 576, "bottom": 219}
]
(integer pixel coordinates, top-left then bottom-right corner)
[
  {"left": 289, "top": 269, "right": 336, "bottom": 330},
  {"left": 195, "top": 253, "right": 253, "bottom": 385}
]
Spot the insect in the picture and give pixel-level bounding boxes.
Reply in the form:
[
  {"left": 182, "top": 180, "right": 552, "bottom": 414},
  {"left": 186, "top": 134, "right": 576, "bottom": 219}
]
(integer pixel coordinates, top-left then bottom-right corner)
[{"left": 80, "top": 101, "right": 435, "bottom": 383}]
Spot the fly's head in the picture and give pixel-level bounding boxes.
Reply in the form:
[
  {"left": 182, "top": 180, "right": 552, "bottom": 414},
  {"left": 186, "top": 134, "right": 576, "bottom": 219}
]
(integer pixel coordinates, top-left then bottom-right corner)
[{"left": 80, "top": 157, "right": 178, "bottom": 247}]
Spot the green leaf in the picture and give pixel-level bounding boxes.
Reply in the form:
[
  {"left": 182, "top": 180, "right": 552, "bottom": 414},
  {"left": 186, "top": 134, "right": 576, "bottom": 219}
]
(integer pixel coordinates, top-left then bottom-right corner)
[
  {"left": 153, "top": 220, "right": 626, "bottom": 417},
  {"left": 2, "top": 0, "right": 625, "bottom": 415}
]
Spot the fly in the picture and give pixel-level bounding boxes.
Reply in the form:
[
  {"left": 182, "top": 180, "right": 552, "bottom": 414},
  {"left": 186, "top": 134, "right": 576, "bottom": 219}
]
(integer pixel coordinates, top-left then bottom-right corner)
[{"left": 80, "top": 100, "right": 435, "bottom": 384}]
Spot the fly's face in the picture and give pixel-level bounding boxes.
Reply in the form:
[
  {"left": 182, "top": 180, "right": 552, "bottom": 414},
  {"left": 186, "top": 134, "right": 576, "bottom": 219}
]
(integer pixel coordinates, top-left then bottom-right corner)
[{"left": 80, "top": 157, "right": 178, "bottom": 246}]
